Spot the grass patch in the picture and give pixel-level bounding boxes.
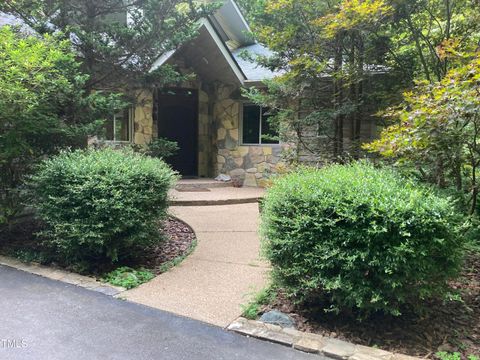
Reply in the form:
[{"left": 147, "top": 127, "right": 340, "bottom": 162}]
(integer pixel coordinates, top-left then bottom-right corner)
[
  {"left": 241, "top": 286, "right": 277, "bottom": 320},
  {"left": 103, "top": 267, "right": 155, "bottom": 289}
]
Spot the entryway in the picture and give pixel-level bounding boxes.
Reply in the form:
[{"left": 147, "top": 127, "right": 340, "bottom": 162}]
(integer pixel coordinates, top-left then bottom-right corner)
[{"left": 156, "top": 88, "right": 198, "bottom": 177}]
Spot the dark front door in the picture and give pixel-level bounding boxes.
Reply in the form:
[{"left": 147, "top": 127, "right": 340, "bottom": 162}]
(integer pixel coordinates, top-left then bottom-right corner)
[{"left": 156, "top": 88, "right": 198, "bottom": 177}]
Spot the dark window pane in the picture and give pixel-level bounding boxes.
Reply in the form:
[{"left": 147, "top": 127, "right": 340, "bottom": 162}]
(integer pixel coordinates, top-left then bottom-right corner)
[
  {"left": 105, "top": 117, "right": 114, "bottom": 141},
  {"left": 261, "top": 108, "right": 279, "bottom": 144},
  {"left": 242, "top": 105, "right": 260, "bottom": 144},
  {"left": 104, "top": 108, "right": 131, "bottom": 141},
  {"left": 115, "top": 109, "right": 130, "bottom": 141}
]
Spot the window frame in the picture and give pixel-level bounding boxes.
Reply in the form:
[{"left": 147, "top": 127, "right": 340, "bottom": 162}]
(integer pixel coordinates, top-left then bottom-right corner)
[
  {"left": 239, "top": 103, "right": 280, "bottom": 146},
  {"left": 105, "top": 107, "right": 134, "bottom": 143}
]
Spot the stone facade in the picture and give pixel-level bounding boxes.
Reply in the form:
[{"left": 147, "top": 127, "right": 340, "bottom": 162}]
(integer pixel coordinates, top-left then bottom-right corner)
[
  {"left": 214, "top": 85, "right": 288, "bottom": 187},
  {"left": 130, "top": 82, "right": 289, "bottom": 187},
  {"left": 133, "top": 90, "right": 154, "bottom": 145}
]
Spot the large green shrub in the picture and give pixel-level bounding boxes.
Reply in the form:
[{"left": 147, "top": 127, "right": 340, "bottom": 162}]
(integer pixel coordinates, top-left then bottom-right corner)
[
  {"left": 261, "top": 162, "right": 464, "bottom": 316},
  {"left": 30, "top": 148, "right": 178, "bottom": 267},
  {"left": 0, "top": 26, "right": 123, "bottom": 226}
]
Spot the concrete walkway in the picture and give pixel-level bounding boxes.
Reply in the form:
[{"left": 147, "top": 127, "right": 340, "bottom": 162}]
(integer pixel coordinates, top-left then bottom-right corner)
[{"left": 122, "top": 203, "right": 270, "bottom": 327}]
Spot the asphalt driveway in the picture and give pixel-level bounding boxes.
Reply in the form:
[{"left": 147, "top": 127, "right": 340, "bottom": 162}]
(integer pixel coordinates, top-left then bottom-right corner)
[{"left": 0, "top": 265, "right": 322, "bottom": 360}]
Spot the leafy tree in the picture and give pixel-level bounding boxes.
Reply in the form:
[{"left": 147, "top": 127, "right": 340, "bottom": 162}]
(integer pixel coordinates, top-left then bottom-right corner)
[
  {"left": 385, "top": 0, "right": 480, "bottom": 83},
  {"left": 366, "top": 49, "right": 480, "bottom": 215},
  {"left": 0, "top": 26, "right": 121, "bottom": 226},
  {"left": 0, "top": 0, "right": 219, "bottom": 93},
  {"left": 244, "top": 0, "right": 397, "bottom": 161},
  {"left": 243, "top": 0, "right": 480, "bottom": 162}
]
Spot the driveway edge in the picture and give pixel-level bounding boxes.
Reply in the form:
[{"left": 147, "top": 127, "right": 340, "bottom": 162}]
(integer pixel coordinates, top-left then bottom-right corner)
[
  {"left": 0, "top": 255, "right": 126, "bottom": 296},
  {"left": 228, "top": 317, "right": 422, "bottom": 360}
]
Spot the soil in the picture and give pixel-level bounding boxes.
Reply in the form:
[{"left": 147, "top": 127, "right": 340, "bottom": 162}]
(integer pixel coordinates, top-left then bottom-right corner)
[
  {"left": 262, "top": 253, "right": 480, "bottom": 358},
  {"left": 0, "top": 216, "right": 196, "bottom": 277}
]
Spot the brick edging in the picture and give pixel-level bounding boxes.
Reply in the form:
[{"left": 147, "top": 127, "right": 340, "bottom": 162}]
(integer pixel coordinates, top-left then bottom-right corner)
[
  {"left": 227, "top": 317, "right": 421, "bottom": 360},
  {"left": 0, "top": 255, "right": 126, "bottom": 296}
]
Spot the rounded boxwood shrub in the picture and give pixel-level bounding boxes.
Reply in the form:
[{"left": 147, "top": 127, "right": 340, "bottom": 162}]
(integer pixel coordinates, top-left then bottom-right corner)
[
  {"left": 30, "top": 148, "right": 178, "bottom": 267},
  {"left": 261, "top": 162, "right": 464, "bottom": 316}
]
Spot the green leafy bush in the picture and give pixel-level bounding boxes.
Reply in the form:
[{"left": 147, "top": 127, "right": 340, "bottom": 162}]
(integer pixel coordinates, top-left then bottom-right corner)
[
  {"left": 0, "top": 26, "right": 123, "bottom": 226},
  {"left": 30, "top": 148, "right": 178, "bottom": 267},
  {"left": 144, "top": 138, "right": 179, "bottom": 159},
  {"left": 103, "top": 267, "right": 155, "bottom": 289},
  {"left": 261, "top": 162, "right": 464, "bottom": 316}
]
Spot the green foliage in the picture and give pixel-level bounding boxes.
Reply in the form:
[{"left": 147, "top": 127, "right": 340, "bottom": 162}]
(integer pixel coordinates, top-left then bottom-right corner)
[
  {"left": 366, "top": 54, "right": 480, "bottom": 216},
  {"left": 437, "top": 352, "right": 479, "bottom": 360},
  {"left": 0, "top": 0, "right": 220, "bottom": 91},
  {"left": 103, "top": 267, "right": 155, "bottom": 289},
  {"left": 12, "top": 249, "right": 52, "bottom": 265},
  {"left": 134, "top": 138, "right": 179, "bottom": 160},
  {"left": 242, "top": 0, "right": 480, "bottom": 162},
  {"left": 241, "top": 286, "right": 277, "bottom": 320},
  {"left": 29, "top": 148, "right": 178, "bottom": 267},
  {"left": 261, "top": 162, "right": 464, "bottom": 316},
  {"left": 0, "top": 26, "right": 122, "bottom": 226}
]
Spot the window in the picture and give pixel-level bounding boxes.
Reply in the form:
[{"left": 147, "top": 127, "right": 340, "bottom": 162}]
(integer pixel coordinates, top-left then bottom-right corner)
[
  {"left": 241, "top": 105, "right": 279, "bottom": 145},
  {"left": 105, "top": 108, "right": 133, "bottom": 142}
]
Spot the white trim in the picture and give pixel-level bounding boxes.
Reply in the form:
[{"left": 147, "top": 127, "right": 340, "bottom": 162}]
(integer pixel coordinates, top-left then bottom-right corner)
[
  {"left": 199, "top": 18, "right": 246, "bottom": 84},
  {"left": 149, "top": 49, "right": 176, "bottom": 73},
  {"left": 109, "top": 107, "right": 134, "bottom": 143},
  {"left": 149, "top": 19, "right": 246, "bottom": 84},
  {"left": 239, "top": 103, "right": 280, "bottom": 146},
  {"left": 229, "top": 0, "right": 252, "bottom": 34}
]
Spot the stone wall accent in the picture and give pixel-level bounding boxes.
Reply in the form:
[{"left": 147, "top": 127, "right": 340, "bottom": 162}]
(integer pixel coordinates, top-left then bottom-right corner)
[
  {"left": 133, "top": 90, "right": 154, "bottom": 145},
  {"left": 214, "top": 85, "right": 288, "bottom": 187}
]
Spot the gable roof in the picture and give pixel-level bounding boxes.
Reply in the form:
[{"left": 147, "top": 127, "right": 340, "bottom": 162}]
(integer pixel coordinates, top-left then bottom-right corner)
[
  {"left": 151, "top": 1, "right": 279, "bottom": 84},
  {"left": 151, "top": 17, "right": 247, "bottom": 84},
  {"left": 1, "top": 1, "right": 279, "bottom": 84},
  {"left": 209, "top": 0, "right": 254, "bottom": 49}
]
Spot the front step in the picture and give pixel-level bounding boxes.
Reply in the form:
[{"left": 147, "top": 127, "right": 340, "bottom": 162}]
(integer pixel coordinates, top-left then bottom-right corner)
[{"left": 175, "top": 179, "right": 233, "bottom": 191}]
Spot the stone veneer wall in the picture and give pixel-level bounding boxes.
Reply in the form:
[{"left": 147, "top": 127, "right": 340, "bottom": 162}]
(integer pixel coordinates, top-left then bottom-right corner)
[
  {"left": 132, "top": 84, "right": 289, "bottom": 186},
  {"left": 214, "top": 85, "right": 287, "bottom": 187},
  {"left": 133, "top": 90, "right": 154, "bottom": 145}
]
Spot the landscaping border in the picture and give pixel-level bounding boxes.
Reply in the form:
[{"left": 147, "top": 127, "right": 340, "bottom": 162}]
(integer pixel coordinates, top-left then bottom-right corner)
[
  {"left": 227, "top": 317, "right": 422, "bottom": 360},
  {"left": 0, "top": 255, "right": 126, "bottom": 296}
]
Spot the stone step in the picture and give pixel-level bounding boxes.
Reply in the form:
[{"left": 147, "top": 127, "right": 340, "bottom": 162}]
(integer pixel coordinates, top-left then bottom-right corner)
[{"left": 175, "top": 179, "right": 233, "bottom": 191}]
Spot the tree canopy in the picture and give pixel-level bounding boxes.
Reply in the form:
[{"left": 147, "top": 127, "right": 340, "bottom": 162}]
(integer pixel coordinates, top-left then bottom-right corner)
[
  {"left": 0, "top": 0, "right": 219, "bottom": 92},
  {"left": 0, "top": 26, "right": 120, "bottom": 224}
]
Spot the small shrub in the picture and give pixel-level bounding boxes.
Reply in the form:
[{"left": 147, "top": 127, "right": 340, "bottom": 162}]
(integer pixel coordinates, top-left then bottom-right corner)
[
  {"left": 30, "top": 148, "right": 178, "bottom": 267},
  {"left": 134, "top": 138, "right": 179, "bottom": 159},
  {"left": 261, "top": 162, "right": 464, "bottom": 316},
  {"left": 103, "top": 267, "right": 155, "bottom": 289}
]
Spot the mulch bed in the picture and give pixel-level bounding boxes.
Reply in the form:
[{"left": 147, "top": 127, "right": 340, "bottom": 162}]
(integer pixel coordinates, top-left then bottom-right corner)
[
  {"left": 0, "top": 216, "right": 196, "bottom": 277},
  {"left": 261, "top": 253, "right": 480, "bottom": 358}
]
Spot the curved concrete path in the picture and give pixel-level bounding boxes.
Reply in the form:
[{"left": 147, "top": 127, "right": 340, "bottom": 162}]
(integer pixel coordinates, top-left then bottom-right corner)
[{"left": 122, "top": 203, "right": 270, "bottom": 327}]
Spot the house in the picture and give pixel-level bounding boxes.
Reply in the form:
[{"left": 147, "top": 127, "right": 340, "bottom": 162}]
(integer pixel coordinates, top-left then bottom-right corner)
[
  {"left": 124, "top": 0, "right": 288, "bottom": 186},
  {"left": 1, "top": 1, "right": 379, "bottom": 186}
]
